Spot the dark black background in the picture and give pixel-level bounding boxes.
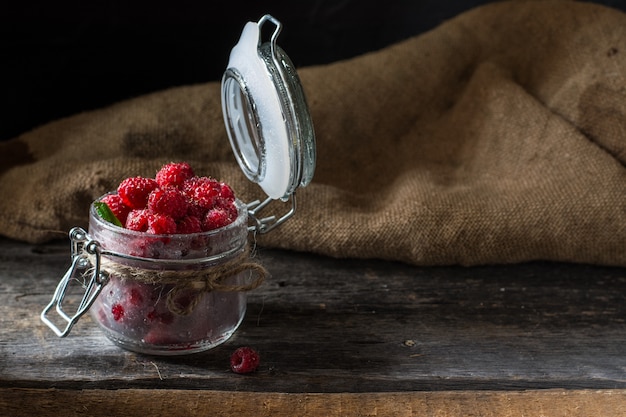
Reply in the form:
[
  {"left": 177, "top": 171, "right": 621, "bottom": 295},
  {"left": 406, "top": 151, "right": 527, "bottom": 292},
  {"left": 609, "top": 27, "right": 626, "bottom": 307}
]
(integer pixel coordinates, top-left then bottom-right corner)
[{"left": 2, "top": 0, "right": 626, "bottom": 141}]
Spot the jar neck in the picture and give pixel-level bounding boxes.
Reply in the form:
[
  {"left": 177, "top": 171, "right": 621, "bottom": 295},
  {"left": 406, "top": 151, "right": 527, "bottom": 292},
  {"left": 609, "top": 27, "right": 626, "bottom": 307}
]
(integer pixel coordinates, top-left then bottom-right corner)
[
  {"left": 88, "top": 197, "right": 249, "bottom": 269},
  {"left": 95, "top": 241, "right": 248, "bottom": 271}
]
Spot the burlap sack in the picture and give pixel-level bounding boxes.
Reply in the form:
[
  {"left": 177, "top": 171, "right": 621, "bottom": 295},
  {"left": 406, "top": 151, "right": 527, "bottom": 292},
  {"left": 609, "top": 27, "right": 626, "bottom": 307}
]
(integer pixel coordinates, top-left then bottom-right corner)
[{"left": 1, "top": 0, "right": 625, "bottom": 266}]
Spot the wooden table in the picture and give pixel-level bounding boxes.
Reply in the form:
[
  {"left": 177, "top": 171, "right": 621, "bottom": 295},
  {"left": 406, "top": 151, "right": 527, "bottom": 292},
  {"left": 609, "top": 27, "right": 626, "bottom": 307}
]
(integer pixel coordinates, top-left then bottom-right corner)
[{"left": 1, "top": 236, "right": 625, "bottom": 416}]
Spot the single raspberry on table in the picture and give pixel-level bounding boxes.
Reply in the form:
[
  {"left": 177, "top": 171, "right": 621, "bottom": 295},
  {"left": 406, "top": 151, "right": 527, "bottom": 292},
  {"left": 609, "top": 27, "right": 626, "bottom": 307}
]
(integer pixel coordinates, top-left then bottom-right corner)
[
  {"left": 155, "top": 162, "right": 195, "bottom": 189},
  {"left": 117, "top": 176, "right": 158, "bottom": 209},
  {"left": 101, "top": 193, "right": 131, "bottom": 225},
  {"left": 147, "top": 187, "right": 189, "bottom": 219},
  {"left": 230, "top": 347, "right": 260, "bottom": 374}
]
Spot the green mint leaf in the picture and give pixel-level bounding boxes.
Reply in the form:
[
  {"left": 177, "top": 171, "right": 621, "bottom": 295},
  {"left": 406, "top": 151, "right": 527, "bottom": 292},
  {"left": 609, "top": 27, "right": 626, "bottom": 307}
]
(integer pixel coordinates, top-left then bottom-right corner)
[{"left": 94, "top": 201, "right": 123, "bottom": 227}]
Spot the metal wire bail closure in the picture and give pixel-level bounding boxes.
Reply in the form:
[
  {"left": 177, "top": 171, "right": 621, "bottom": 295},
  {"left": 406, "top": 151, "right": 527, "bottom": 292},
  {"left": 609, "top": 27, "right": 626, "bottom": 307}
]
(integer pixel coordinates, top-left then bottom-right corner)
[
  {"left": 40, "top": 227, "right": 109, "bottom": 337},
  {"left": 221, "top": 14, "right": 316, "bottom": 234}
]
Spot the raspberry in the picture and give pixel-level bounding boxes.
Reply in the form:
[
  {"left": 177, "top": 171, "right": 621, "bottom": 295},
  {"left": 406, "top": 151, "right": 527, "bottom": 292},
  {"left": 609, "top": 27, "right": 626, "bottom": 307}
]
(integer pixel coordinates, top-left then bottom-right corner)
[
  {"left": 148, "top": 187, "right": 189, "bottom": 219},
  {"left": 230, "top": 347, "right": 260, "bottom": 374},
  {"left": 125, "top": 209, "right": 151, "bottom": 232},
  {"left": 184, "top": 176, "right": 221, "bottom": 209},
  {"left": 101, "top": 194, "right": 132, "bottom": 225},
  {"left": 145, "top": 308, "right": 175, "bottom": 325},
  {"left": 117, "top": 176, "right": 158, "bottom": 209},
  {"left": 187, "top": 202, "right": 208, "bottom": 219},
  {"left": 215, "top": 198, "right": 238, "bottom": 220},
  {"left": 106, "top": 283, "right": 154, "bottom": 328},
  {"left": 110, "top": 163, "right": 238, "bottom": 235},
  {"left": 111, "top": 303, "right": 125, "bottom": 321},
  {"left": 176, "top": 215, "right": 202, "bottom": 234},
  {"left": 203, "top": 208, "right": 233, "bottom": 231},
  {"left": 147, "top": 213, "right": 177, "bottom": 235},
  {"left": 128, "top": 287, "right": 144, "bottom": 307},
  {"left": 219, "top": 182, "right": 236, "bottom": 202},
  {"left": 155, "top": 162, "right": 195, "bottom": 189}
]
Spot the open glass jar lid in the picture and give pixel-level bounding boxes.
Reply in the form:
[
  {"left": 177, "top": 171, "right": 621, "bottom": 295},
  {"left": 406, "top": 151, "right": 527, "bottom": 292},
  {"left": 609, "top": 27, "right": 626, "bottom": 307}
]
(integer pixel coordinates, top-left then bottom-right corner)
[{"left": 222, "top": 14, "right": 316, "bottom": 233}]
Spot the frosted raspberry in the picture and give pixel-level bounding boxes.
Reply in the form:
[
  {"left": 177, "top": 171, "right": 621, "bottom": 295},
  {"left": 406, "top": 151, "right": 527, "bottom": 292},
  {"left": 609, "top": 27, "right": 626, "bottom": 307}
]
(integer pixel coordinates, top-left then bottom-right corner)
[
  {"left": 101, "top": 194, "right": 131, "bottom": 225},
  {"left": 187, "top": 202, "right": 208, "bottom": 219},
  {"left": 230, "top": 347, "right": 260, "bottom": 374},
  {"left": 181, "top": 176, "right": 203, "bottom": 197},
  {"left": 125, "top": 209, "right": 151, "bottom": 232},
  {"left": 117, "top": 176, "right": 158, "bottom": 209},
  {"left": 215, "top": 198, "right": 238, "bottom": 220},
  {"left": 183, "top": 176, "right": 221, "bottom": 209},
  {"left": 111, "top": 164, "right": 238, "bottom": 235},
  {"left": 147, "top": 213, "right": 177, "bottom": 235},
  {"left": 203, "top": 208, "right": 233, "bottom": 231},
  {"left": 176, "top": 215, "right": 202, "bottom": 234},
  {"left": 148, "top": 187, "right": 189, "bottom": 219},
  {"left": 155, "top": 162, "right": 195, "bottom": 189},
  {"left": 219, "top": 182, "right": 236, "bottom": 202}
]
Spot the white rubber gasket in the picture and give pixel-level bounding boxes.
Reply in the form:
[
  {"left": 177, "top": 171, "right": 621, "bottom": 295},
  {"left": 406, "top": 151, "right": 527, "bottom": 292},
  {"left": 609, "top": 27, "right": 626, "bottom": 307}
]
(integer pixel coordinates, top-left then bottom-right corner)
[{"left": 222, "top": 22, "right": 291, "bottom": 200}]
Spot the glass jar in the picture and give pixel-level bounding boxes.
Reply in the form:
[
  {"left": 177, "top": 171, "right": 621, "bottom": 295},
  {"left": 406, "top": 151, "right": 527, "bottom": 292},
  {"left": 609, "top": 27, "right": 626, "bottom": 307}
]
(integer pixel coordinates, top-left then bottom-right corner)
[
  {"left": 41, "top": 14, "right": 316, "bottom": 356},
  {"left": 84, "top": 196, "right": 261, "bottom": 355}
]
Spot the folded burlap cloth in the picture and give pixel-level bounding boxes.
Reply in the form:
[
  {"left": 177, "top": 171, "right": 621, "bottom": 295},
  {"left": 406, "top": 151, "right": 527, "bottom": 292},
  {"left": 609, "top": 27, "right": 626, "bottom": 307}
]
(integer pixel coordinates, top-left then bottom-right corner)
[{"left": 1, "top": 0, "right": 625, "bottom": 266}]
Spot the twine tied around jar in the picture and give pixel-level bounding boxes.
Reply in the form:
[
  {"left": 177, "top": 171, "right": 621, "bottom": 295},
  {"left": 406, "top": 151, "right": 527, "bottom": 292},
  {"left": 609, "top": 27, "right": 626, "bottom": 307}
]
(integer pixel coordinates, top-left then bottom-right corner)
[{"left": 86, "top": 245, "right": 268, "bottom": 316}]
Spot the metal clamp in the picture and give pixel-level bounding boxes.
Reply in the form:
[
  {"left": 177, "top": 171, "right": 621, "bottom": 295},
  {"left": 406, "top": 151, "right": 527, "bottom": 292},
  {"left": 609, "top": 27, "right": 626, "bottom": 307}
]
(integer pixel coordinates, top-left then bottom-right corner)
[
  {"left": 40, "top": 227, "right": 109, "bottom": 337},
  {"left": 258, "top": 14, "right": 282, "bottom": 63},
  {"left": 247, "top": 193, "right": 297, "bottom": 234}
]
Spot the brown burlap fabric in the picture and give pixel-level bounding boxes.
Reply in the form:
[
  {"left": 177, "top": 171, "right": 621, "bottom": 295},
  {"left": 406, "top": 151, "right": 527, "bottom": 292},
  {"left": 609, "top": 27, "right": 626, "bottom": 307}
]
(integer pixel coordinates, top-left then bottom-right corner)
[{"left": 1, "top": 0, "right": 625, "bottom": 266}]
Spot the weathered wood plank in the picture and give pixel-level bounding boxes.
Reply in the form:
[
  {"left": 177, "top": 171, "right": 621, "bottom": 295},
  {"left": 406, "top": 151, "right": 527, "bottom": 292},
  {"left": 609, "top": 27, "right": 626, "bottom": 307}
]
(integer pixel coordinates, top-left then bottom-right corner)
[
  {"left": 1, "top": 237, "right": 626, "bottom": 393},
  {"left": 1, "top": 388, "right": 626, "bottom": 417}
]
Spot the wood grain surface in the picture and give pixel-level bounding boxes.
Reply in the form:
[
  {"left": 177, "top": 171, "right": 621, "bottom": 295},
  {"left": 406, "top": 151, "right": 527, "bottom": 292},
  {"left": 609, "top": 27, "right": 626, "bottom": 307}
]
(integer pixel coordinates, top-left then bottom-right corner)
[
  {"left": 1, "top": 236, "right": 626, "bottom": 415},
  {"left": 2, "top": 388, "right": 626, "bottom": 417}
]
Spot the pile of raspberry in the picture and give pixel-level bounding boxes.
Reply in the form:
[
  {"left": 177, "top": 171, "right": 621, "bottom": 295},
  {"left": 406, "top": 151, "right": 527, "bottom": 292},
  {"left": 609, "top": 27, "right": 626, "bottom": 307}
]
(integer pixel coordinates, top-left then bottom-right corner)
[{"left": 101, "top": 162, "right": 237, "bottom": 234}]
